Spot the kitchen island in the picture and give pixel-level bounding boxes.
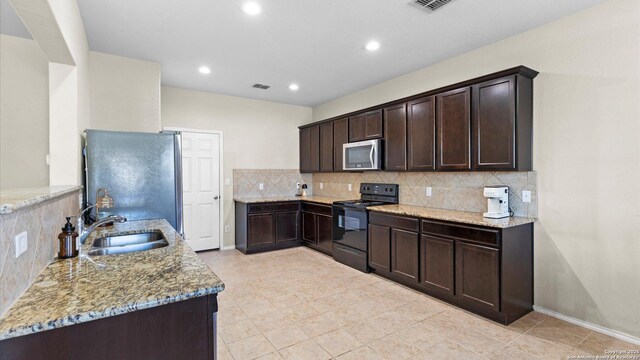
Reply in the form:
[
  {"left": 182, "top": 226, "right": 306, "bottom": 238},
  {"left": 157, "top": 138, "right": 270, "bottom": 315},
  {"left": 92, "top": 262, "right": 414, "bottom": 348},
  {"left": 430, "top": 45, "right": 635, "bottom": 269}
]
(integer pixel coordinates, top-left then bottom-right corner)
[{"left": 0, "top": 219, "right": 224, "bottom": 360}]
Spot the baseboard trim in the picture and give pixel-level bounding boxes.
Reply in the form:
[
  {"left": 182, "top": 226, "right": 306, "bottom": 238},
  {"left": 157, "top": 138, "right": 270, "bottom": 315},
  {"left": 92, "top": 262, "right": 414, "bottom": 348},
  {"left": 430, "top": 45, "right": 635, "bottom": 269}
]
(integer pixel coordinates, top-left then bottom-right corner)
[
  {"left": 533, "top": 305, "right": 640, "bottom": 345},
  {"left": 221, "top": 245, "right": 236, "bottom": 250}
]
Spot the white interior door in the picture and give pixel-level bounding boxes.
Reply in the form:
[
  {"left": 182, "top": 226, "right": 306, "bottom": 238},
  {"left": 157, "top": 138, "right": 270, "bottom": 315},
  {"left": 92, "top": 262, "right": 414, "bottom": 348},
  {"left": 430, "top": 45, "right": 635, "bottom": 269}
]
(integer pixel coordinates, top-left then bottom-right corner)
[{"left": 181, "top": 132, "right": 221, "bottom": 251}]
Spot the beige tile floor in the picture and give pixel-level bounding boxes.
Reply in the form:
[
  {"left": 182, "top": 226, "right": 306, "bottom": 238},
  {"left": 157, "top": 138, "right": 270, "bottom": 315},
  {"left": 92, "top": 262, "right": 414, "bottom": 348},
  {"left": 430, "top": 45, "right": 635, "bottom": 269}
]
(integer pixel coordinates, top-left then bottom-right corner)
[{"left": 198, "top": 247, "right": 639, "bottom": 360}]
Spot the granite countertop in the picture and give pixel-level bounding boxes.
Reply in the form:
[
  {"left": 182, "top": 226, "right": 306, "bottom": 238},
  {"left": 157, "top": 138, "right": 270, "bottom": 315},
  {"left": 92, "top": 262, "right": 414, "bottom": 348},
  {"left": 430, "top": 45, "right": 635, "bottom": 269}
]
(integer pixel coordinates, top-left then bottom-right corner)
[
  {"left": 0, "top": 219, "right": 225, "bottom": 340},
  {"left": 367, "top": 204, "right": 535, "bottom": 229},
  {"left": 0, "top": 186, "right": 83, "bottom": 215},
  {"left": 234, "top": 195, "right": 351, "bottom": 205}
]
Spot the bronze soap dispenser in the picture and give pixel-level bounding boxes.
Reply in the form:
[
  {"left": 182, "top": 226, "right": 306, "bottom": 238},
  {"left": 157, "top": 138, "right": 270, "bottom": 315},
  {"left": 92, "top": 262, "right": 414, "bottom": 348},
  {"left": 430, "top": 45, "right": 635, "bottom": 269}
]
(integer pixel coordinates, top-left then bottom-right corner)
[{"left": 58, "top": 217, "right": 79, "bottom": 259}]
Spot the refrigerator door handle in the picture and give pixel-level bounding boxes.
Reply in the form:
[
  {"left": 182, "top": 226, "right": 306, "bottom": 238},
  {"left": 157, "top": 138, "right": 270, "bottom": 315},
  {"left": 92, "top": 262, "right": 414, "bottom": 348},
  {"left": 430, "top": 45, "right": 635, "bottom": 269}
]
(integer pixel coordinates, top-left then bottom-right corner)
[{"left": 173, "top": 132, "right": 184, "bottom": 237}]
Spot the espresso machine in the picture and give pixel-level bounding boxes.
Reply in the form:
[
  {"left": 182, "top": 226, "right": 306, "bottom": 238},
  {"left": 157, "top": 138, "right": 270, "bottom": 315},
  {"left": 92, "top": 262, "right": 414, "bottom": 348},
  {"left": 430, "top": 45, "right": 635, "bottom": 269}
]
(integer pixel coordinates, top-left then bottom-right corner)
[{"left": 483, "top": 186, "right": 510, "bottom": 218}]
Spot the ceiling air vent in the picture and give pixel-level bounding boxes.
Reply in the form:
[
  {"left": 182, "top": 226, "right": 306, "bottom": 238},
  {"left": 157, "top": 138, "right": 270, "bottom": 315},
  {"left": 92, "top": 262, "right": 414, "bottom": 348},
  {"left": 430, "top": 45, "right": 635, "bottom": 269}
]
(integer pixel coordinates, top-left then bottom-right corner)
[
  {"left": 252, "top": 83, "right": 271, "bottom": 90},
  {"left": 409, "top": 0, "right": 454, "bottom": 12}
]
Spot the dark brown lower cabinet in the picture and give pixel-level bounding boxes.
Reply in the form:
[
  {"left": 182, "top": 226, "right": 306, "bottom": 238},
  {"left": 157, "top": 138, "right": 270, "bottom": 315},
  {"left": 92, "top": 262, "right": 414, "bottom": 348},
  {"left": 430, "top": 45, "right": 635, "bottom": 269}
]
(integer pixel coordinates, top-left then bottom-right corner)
[
  {"left": 235, "top": 201, "right": 301, "bottom": 254},
  {"left": 368, "top": 224, "right": 391, "bottom": 271},
  {"left": 301, "top": 202, "right": 333, "bottom": 255},
  {"left": 316, "top": 214, "right": 333, "bottom": 254},
  {"left": 391, "top": 229, "right": 419, "bottom": 282},
  {"left": 236, "top": 200, "right": 333, "bottom": 255},
  {"left": 276, "top": 211, "right": 299, "bottom": 243},
  {"left": 0, "top": 295, "right": 218, "bottom": 360},
  {"left": 368, "top": 211, "right": 533, "bottom": 325},
  {"left": 248, "top": 213, "right": 275, "bottom": 247},
  {"left": 420, "top": 235, "right": 455, "bottom": 296},
  {"left": 302, "top": 211, "right": 316, "bottom": 244},
  {"left": 456, "top": 242, "right": 500, "bottom": 313}
]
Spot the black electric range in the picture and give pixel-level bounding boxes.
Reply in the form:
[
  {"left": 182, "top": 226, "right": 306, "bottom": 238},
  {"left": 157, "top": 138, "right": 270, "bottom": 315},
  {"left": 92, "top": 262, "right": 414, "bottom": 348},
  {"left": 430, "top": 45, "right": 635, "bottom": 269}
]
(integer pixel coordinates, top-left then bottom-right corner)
[{"left": 332, "top": 183, "right": 398, "bottom": 272}]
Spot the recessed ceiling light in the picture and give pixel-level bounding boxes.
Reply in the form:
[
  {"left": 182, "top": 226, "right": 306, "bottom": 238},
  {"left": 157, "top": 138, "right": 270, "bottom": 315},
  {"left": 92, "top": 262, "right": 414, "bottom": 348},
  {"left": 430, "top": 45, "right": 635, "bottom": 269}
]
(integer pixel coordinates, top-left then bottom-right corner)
[
  {"left": 289, "top": 83, "right": 299, "bottom": 91},
  {"left": 198, "top": 66, "right": 211, "bottom": 74},
  {"left": 242, "top": 2, "right": 261, "bottom": 16},
  {"left": 365, "top": 40, "right": 380, "bottom": 52}
]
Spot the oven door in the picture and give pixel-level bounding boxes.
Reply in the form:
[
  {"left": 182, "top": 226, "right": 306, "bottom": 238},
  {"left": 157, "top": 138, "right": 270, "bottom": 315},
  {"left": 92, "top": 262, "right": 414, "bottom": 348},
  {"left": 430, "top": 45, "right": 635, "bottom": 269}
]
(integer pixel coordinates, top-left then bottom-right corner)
[
  {"left": 333, "top": 206, "right": 368, "bottom": 252},
  {"left": 343, "top": 139, "right": 381, "bottom": 171}
]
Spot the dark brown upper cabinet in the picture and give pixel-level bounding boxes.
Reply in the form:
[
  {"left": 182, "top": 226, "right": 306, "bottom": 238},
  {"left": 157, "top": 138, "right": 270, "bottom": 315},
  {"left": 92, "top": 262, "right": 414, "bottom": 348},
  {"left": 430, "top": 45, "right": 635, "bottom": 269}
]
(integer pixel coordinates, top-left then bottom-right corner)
[
  {"left": 333, "top": 118, "right": 348, "bottom": 171},
  {"left": 348, "top": 113, "right": 365, "bottom": 142},
  {"left": 472, "top": 75, "right": 532, "bottom": 171},
  {"left": 436, "top": 87, "right": 471, "bottom": 170},
  {"left": 299, "top": 126, "right": 311, "bottom": 173},
  {"left": 301, "top": 66, "right": 537, "bottom": 173},
  {"left": 349, "top": 110, "right": 383, "bottom": 142},
  {"left": 364, "top": 110, "right": 383, "bottom": 139},
  {"left": 384, "top": 103, "right": 407, "bottom": 171},
  {"left": 407, "top": 96, "right": 436, "bottom": 171},
  {"left": 319, "top": 122, "right": 334, "bottom": 172},
  {"left": 300, "top": 125, "right": 320, "bottom": 173}
]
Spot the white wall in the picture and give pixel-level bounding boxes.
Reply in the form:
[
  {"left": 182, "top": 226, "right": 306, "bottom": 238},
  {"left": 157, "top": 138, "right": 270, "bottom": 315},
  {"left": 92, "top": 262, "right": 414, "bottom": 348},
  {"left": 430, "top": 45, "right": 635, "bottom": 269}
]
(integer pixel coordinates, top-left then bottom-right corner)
[
  {"left": 0, "top": 35, "right": 50, "bottom": 189},
  {"left": 90, "top": 52, "right": 161, "bottom": 132},
  {"left": 45, "top": 0, "right": 91, "bottom": 186},
  {"left": 313, "top": 0, "right": 640, "bottom": 338},
  {"left": 161, "top": 86, "right": 312, "bottom": 248}
]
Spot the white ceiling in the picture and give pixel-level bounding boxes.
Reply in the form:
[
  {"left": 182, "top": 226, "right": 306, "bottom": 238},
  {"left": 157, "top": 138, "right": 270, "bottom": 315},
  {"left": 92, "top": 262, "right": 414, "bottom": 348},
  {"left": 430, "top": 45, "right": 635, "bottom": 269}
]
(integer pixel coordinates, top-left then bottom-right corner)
[{"left": 2, "top": 0, "right": 606, "bottom": 107}]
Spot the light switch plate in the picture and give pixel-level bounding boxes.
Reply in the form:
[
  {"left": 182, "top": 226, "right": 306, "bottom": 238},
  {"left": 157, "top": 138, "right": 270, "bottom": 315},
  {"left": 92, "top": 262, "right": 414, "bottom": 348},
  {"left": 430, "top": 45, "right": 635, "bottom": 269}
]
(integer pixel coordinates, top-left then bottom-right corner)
[
  {"left": 348, "top": 184, "right": 352, "bottom": 192},
  {"left": 15, "top": 231, "right": 27, "bottom": 258},
  {"left": 320, "top": 183, "right": 324, "bottom": 190},
  {"left": 259, "top": 183, "right": 264, "bottom": 191},
  {"left": 225, "top": 178, "right": 230, "bottom": 186},
  {"left": 522, "top": 190, "right": 532, "bottom": 203},
  {"left": 224, "top": 225, "right": 230, "bottom": 233},
  {"left": 426, "top": 187, "right": 432, "bottom": 197}
]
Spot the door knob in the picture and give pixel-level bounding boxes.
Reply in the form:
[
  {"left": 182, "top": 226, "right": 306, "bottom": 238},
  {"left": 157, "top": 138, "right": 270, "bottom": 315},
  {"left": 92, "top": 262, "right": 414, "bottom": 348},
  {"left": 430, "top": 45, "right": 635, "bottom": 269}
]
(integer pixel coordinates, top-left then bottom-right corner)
[{"left": 214, "top": 195, "right": 219, "bottom": 200}]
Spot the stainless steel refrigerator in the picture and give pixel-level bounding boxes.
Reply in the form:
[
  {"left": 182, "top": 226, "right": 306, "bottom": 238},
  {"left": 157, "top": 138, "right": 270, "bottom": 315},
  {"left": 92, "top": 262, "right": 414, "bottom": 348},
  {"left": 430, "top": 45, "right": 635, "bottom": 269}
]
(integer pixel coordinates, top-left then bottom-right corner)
[{"left": 85, "top": 130, "right": 183, "bottom": 233}]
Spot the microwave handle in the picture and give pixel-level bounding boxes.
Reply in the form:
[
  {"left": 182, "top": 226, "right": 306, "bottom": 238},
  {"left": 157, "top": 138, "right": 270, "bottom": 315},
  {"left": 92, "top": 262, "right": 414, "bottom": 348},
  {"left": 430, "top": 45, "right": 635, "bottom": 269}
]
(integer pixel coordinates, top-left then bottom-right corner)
[{"left": 369, "top": 145, "right": 375, "bottom": 168}]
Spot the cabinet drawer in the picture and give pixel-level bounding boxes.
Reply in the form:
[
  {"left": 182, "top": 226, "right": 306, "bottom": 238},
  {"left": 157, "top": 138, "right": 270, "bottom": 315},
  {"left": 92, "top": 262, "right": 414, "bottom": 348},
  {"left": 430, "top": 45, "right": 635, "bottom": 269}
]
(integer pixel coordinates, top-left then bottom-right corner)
[
  {"left": 248, "top": 202, "right": 299, "bottom": 213},
  {"left": 369, "top": 212, "right": 419, "bottom": 232},
  {"left": 421, "top": 220, "right": 500, "bottom": 246},
  {"left": 301, "top": 202, "right": 332, "bottom": 216}
]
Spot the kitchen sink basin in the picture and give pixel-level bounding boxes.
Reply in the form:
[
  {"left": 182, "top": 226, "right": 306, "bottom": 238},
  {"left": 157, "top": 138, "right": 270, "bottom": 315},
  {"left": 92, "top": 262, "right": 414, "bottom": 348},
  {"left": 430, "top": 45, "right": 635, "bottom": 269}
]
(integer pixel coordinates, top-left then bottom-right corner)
[{"left": 88, "top": 231, "right": 168, "bottom": 256}]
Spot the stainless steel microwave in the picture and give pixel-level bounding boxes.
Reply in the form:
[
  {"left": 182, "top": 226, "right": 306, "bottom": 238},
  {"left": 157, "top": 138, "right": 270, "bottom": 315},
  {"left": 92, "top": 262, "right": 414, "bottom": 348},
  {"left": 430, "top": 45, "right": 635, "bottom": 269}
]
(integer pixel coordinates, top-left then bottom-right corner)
[{"left": 343, "top": 139, "right": 382, "bottom": 171}]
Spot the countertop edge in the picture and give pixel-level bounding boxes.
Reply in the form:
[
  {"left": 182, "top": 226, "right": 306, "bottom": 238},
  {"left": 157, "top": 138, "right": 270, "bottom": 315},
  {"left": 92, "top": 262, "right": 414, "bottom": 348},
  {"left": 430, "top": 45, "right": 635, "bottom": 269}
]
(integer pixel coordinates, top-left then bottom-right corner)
[
  {"left": 0, "top": 285, "right": 224, "bottom": 341},
  {"left": 0, "top": 186, "right": 83, "bottom": 215},
  {"left": 233, "top": 196, "right": 344, "bottom": 205},
  {"left": 366, "top": 205, "right": 536, "bottom": 229}
]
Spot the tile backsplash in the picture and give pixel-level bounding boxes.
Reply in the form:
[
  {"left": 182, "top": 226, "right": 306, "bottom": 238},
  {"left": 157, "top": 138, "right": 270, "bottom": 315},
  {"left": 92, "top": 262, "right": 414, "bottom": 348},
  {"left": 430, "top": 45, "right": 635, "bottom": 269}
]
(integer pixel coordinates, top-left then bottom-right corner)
[
  {"left": 313, "top": 171, "right": 537, "bottom": 217},
  {"left": 234, "top": 169, "right": 313, "bottom": 198},
  {"left": 0, "top": 191, "right": 80, "bottom": 316},
  {"left": 233, "top": 169, "right": 537, "bottom": 218}
]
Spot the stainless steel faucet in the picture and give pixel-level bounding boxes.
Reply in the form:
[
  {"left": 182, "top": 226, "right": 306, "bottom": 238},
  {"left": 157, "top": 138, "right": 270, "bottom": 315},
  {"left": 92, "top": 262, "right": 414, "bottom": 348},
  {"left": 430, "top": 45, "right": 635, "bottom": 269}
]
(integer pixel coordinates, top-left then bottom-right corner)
[
  {"left": 77, "top": 204, "right": 97, "bottom": 237},
  {"left": 79, "top": 215, "right": 127, "bottom": 244}
]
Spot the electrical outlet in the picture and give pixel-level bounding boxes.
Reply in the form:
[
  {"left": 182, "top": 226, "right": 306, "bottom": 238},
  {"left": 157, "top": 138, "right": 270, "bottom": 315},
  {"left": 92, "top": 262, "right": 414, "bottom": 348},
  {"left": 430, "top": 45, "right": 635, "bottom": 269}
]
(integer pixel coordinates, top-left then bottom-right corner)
[
  {"left": 78, "top": 193, "right": 83, "bottom": 208},
  {"left": 522, "top": 190, "right": 532, "bottom": 203},
  {"left": 348, "top": 184, "right": 352, "bottom": 192},
  {"left": 426, "top": 187, "right": 432, "bottom": 197},
  {"left": 320, "top": 183, "right": 324, "bottom": 190},
  {"left": 259, "top": 183, "right": 264, "bottom": 191},
  {"left": 296, "top": 182, "right": 300, "bottom": 189},
  {"left": 224, "top": 225, "right": 230, "bottom": 233},
  {"left": 15, "top": 231, "right": 27, "bottom": 258},
  {"left": 225, "top": 178, "right": 230, "bottom": 186}
]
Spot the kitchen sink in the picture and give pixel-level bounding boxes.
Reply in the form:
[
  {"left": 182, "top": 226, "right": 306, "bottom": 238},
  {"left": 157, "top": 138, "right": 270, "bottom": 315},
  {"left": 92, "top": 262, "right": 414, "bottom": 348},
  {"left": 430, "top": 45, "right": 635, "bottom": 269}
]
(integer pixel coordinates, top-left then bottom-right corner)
[{"left": 88, "top": 231, "right": 168, "bottom": 256}]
